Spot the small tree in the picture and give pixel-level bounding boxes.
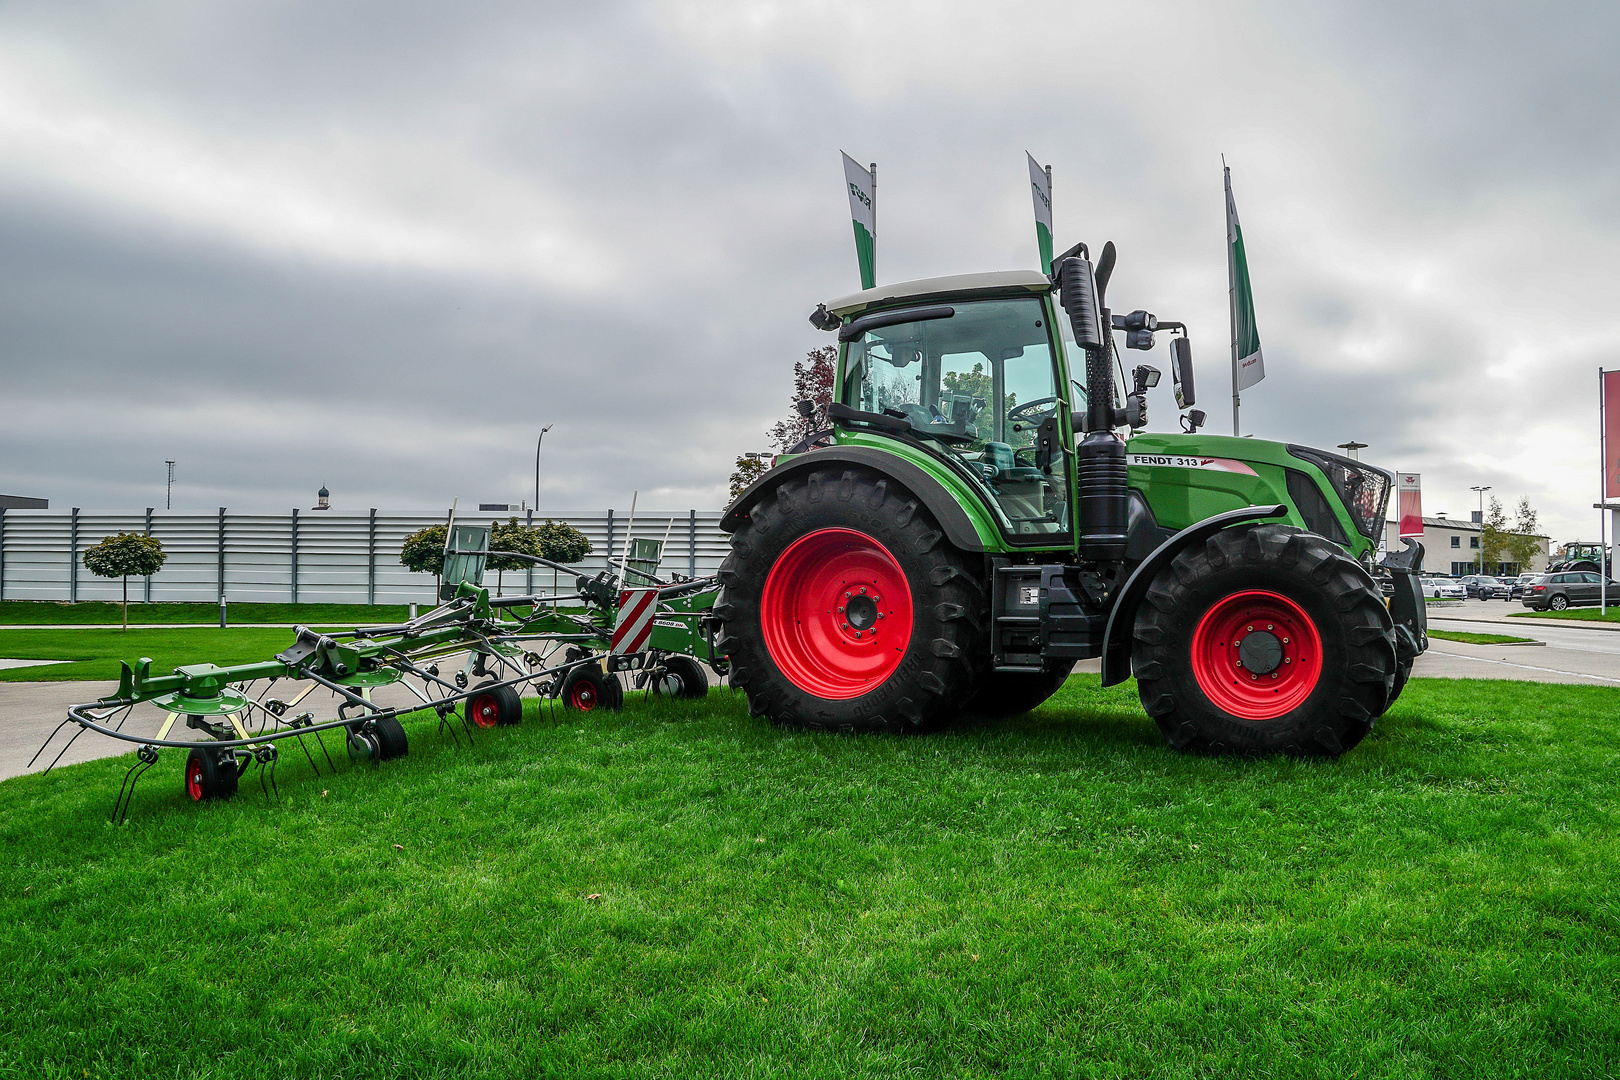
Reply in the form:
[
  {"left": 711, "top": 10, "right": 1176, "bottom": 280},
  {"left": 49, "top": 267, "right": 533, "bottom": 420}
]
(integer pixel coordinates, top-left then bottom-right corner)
[
  {"left": 767, "top": 345, "right": 837, "bottom": 452},
  {"left": 1506, "top": 496, "right": 1543, "bottom": 574},
  {"left": 1480, "top": 496, "right": 1510, "bottom": 574},
  {"left": 81, "top": 532, "right": 166, "bottom": 629},
  {"left": 728, "top": 454, "right": 770, "bottom": 504},
  {"left": 489, "top": 517, "right": 543, "bottom": 596},
  {"left": 535, "top": 519, "right": 591, "bottom": 594},
  {"left": 400, "top": 523, "right": 449, "bottom": 598}
]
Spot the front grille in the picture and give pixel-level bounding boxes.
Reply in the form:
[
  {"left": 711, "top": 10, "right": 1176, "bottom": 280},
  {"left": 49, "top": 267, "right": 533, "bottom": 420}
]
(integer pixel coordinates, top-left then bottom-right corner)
[{"left": 1286, "top": 445, "right": 1392, "bottom": 542}]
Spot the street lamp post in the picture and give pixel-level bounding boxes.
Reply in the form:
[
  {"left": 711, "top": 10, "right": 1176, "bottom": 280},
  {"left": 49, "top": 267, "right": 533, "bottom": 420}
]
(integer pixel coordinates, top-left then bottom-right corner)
[
  {"left": 534, "top": 424, "right": 553, "bottom": 512},
  {"left": 1470, "top": 484, "right": 1492, "bottom": 573}
]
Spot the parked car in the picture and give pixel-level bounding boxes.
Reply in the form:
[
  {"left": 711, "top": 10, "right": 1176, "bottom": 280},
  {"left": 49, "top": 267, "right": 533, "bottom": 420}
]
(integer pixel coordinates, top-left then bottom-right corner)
[
  {"left": 1508, "top": 572, "right": 1541, "bottom": 601},
  {"left": 1521, "top": 572, "right": 1620, "bottom": 610},
  {"left": 1459, "top": 574, "right": 1511, "bottom": 600},
  {"left": 1421, "top": 576, "right": 1466, "bottom": 599}
]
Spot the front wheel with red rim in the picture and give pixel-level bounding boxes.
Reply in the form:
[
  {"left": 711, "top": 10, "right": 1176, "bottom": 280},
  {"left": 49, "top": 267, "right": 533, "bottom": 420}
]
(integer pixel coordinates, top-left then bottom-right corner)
[
  {"left": 1132, "top": 524, "right": 1397, "bottom": 757},
  {"left": 1189, "top": 590, "right": 1324, "bottom": 720},
  {"left": 560, "top": 667, "right": 622, "bottom": 712}
]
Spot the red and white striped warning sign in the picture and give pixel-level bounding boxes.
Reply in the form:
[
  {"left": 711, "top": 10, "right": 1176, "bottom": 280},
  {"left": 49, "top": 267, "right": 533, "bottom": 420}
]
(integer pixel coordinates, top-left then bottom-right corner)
[{"left": 611, "top": 589, "right": 659, "bottom": 655}]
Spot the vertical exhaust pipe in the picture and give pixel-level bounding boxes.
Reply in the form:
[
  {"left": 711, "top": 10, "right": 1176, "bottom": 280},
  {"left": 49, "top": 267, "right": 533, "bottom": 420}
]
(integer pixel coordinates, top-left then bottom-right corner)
[{"left": 1059, "top": 251, "right": 1128, "bottom": 563}]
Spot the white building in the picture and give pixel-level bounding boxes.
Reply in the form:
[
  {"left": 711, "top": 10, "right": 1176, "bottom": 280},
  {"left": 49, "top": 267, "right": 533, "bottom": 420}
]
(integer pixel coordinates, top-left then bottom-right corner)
[{"left": 1383, "top": 514, "right": 1551, "bottom": 578}]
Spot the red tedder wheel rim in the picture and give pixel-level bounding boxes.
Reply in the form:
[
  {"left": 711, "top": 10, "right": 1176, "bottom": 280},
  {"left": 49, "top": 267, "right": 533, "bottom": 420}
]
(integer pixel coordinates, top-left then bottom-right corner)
[
  {"left": 1190, "top": 590, "right": 1324, "bottom": 720},
  {"left": 569, "top": 681, "right": 598, "bottom": 711},
  {"left": 186, "top": 758, "right": 205, "bottom": 801},
  {"left": 760, "top": 528, "right": 915, "bottom": 699},
  {"left": 468, "top": 693, "right": 501, "bottom": 728}
]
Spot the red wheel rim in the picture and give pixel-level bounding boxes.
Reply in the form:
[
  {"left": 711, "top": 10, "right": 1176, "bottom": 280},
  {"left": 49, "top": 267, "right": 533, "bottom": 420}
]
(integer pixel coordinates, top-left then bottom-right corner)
[
  {"left": 1190, "top": 590, "right": 1323, "bottom": 720},
  {"left": 186, "top": 759, "right": 204, "bottom": 801},
  {"left": 569, "top": 680, "right": 598, "bottom": 710},
  {"left": 468, "top": 693, "right": 501, "bottom": 728},
  {"left": 760, "top": 527, "right": 914, "bottom": 699}
]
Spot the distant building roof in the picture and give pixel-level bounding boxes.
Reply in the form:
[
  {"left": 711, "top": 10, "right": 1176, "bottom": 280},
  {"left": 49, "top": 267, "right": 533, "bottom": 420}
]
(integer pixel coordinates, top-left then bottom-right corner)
[
  {"left": 1386, "top": 515, "right": 1548, "bottom": 539},
  {"left": 0, "top": 494, "right": 47, "bottom": 509}
]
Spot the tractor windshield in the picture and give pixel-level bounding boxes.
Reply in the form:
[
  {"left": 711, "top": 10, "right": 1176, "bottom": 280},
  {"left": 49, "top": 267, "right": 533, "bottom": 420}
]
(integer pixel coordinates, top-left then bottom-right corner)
[{"left": 841, "top": 298, "right": 1070, "bottom": 539}]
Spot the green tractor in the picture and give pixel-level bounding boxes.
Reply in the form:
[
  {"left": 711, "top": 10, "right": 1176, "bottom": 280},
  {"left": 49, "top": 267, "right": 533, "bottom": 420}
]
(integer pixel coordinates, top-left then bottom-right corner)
[{"left": 715, "top": 243, "right": 1427, "bottom": 755}]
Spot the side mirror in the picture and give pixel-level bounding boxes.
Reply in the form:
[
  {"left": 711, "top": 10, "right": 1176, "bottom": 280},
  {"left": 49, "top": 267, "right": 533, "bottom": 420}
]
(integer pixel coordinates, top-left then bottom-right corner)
[
  {"left": 1057, "top": 257, "right": 1104, "bottom": 351},
  {"left": 1170, "top": 337, "right": 1196, "bottom": 408}
]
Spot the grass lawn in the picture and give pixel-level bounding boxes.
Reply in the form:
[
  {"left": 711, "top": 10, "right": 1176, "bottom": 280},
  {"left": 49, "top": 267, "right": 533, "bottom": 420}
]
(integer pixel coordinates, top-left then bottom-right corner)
[
  {"left": 0, "top": 627, "right": 304, "bottom": 682},
  {"left": 1, "top": 675, "right": 1616, "bottom": 1077},
  {"left": 0, "top": 599, "right": 416, "bottom": 626},
  {"left": 1512, "top": 607, "right": 1620, "bottom": 624},
  {"left": 1426, "top": 629, "right": 1538, "bottom": 645}
]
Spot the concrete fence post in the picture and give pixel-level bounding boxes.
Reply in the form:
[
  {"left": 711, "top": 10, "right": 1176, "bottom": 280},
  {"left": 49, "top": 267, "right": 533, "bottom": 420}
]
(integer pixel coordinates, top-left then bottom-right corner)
[
  {"left": 368, "top": 508, "right": 378, "bottom": 606},
  {"left": 217, "top": 507, "right": 226, "bottom": 603},
  {"left": 70, "top": 507, "right": 79, "bottom": 602},
  {"left": 290, "top": 508, "right": 300, "bottom": 604}
]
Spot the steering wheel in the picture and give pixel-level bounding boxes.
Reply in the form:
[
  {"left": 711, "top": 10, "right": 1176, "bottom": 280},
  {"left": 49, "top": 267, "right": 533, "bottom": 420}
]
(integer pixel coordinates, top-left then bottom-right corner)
[{"left": 1007, "top": 396, "right": 1059, "bottom": 425}]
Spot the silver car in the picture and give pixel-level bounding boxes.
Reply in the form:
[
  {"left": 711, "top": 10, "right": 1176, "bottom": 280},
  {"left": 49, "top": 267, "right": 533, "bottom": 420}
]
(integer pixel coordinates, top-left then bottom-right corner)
[{"left": 1421, "top": 576, "right": 1465, "bottom": 599}]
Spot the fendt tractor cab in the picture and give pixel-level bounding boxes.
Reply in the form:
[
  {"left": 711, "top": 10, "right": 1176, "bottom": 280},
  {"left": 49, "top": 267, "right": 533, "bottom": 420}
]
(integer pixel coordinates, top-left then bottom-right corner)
[
  {"left": 716, "top": 242, "right": 1427, "bottom": 756},
  {"left": 1547, "top": 541, "right": 1610, "bottom": 577}
]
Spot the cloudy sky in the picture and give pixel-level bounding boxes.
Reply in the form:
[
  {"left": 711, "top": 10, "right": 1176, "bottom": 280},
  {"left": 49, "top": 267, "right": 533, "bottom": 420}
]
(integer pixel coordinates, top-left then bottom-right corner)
[{"left": 1, "top": 1, "right": 1615, "bottom": 540}]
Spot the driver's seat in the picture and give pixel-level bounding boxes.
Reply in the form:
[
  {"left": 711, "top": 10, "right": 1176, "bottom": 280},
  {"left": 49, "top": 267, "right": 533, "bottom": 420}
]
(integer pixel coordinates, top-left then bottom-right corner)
[{"left": 980, "top": 441, "right": 1045, "bottom": 482}]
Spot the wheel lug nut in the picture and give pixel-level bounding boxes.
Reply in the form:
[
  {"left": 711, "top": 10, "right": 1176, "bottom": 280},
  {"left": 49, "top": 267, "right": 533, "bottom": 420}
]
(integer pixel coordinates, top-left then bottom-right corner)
[
  {"left": 1270, "top": 673, "right": 1278, "bottom": 679},
  {"left": 1247, "top": 625, "right": 1254, "bottom": 632},
  {"left": 1282, "top": 637, "right": 1289, "bottom": 644},
  {"left": 1284, "top": 657, "right": 1291, "bottom": 664},
  {"left": 1267, "top": 624, "right": 1274, "bottom": 630},
  {"left": 853, "top": 631, "right": 862, "bottom": 639},
  {"left": 842, "top": 622, "right": 850, "bottom": 629},
  {"left": 1250, "top": 674, "right": 1258, "bottom": 681},
  {"left": 837, "top": 606, "right": 845, "bottom": 613}
]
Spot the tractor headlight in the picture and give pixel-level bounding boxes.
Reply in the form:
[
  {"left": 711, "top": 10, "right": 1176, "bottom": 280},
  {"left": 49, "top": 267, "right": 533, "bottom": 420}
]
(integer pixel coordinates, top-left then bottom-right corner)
[{"left": 1286, "top": 445, "right": 1392, "bottom": 542}]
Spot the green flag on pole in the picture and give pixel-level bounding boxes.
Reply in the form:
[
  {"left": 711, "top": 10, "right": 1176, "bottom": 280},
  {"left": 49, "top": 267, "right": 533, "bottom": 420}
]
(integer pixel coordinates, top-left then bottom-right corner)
[
  {"left": 842, "top": 151, "right": 877, "bottom": 290},
  {"left": 1225, "top": 164, "right": 1264, "bottom": 435},
  {"left": 1027, "top": 152, "right": 1053, "bottom": 274},
  {"left": 1225, "top": 165, "right": 1265, "bottom": 393}
]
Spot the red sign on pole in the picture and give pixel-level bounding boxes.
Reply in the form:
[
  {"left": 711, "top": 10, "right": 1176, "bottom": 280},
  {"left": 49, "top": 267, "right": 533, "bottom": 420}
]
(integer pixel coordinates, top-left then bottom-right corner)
[
  {"left": 1605, "top": 371, "right": 1620, "bottom": 499},
  {"left": 1397, "top": 473, "right": 1422, "bottom": 538}
]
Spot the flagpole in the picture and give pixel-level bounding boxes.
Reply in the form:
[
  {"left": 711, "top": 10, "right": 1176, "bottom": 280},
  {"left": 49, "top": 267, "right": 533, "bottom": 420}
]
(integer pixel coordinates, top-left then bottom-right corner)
[
  {"left": 869, "top": 161, "right": 877, "bottom": 284},
  {"left": 1602, "top": 368, "right": 1608, "bottom": 614},
  {"left": 1225, "top": 163, "right": 1240, "bottom": 436}
]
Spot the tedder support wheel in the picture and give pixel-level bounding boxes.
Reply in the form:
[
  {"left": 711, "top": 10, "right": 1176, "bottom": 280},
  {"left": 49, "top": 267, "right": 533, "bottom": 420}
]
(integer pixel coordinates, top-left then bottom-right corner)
[
  {"left": 657, "top": 655, "right": 709, "bottom": 699},
  {"left": 467, "top": 681, "right": 523, "bottom": 728},
  {"left": 962, "top": 662, "right": 1075, "bottom": 719},
  {"left": 561, "top": 666, "right": 622, "bottom": 712},
  {"left": 1132, "top": 524, "right": 1397, "bottom": 757},
  {"left": 715, "top": 466, "right": 986, "bottom": 733},
  {"left": 184, "top": 747, "right": 238, "bottom": 802},
  {"left": 373, "top": 716, "right": 409, "bottom": 761}
]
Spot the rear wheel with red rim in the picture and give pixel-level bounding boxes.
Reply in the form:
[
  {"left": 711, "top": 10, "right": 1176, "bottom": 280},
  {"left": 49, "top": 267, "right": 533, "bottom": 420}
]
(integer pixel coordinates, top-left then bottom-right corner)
[
  {"left": 1133, "top": 524, "right": 1396, "bottom": 757},
  {"left": 714, "top": 466, "right": 986, "bottom": 733}
]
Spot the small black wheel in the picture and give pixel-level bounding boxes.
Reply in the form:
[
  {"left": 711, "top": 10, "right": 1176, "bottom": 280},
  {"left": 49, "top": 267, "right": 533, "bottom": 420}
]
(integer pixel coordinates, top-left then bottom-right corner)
[
  {"left": 374, "top": 716, "right": 409, "bottom": 761},
  {"left": 961, "top": 662, "right": 1074, "bottom": 718},
  {"left": 561, "top": 666, "right": 613, "bottom": 712},
  {"left": 603, "top": 672, "right": 625, "bottom": 709},
  {"left": 346, "top": 725, "right": 380, "bottom": 762},
  {"left": 466, "top": 681, "right": 523, "bottom": 728},
  {"left": 1550, "top": 594, "right": 1570, "bottom": 610},
  {"left": 184, "top": 748, "right": 238, "bottom": 802},
  {"left": 657, "top": 656, "right": 710, "bottom": 699}
]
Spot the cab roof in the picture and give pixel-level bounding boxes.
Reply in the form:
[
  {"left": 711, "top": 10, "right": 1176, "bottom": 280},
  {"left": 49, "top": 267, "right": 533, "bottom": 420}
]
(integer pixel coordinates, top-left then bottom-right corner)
[{"left": 824, "top": 270, "right": 1053, "bottom": 318}]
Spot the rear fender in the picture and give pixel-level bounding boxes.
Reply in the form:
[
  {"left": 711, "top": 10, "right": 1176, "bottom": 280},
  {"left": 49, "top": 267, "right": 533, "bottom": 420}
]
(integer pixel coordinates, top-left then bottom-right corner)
[
  {"left": 1100, "top": 504, "right": 1288, "bottom": 686},
  {"left": 720, "top": 446, "right": 996, "bottom": 552}
]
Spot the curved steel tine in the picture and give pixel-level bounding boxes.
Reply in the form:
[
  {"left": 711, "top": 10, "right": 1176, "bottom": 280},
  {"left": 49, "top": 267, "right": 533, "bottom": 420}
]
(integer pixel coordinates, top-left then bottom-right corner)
[
  {"left": 27, "top": 719, "right": 72, "bottom": 770},
  {"left": 293, "top": 732, "right": 321, "bottom": 777}
]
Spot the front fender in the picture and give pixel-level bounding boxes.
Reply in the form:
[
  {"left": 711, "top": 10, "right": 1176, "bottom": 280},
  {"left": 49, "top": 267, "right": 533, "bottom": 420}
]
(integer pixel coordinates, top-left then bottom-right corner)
[
  {"left": 1100, "top": 504, "right": 1288, "bottom": 686},
  {"left": 720, "top": 445, "right": 998, "bottom": 552}
]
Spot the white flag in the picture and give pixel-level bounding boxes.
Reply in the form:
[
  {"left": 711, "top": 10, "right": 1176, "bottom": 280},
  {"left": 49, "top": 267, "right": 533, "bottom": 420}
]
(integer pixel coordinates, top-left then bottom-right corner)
[
  {"left": 1027, "top": 152, "right": 1053, "bottom": 273},
  {"left": 841, "top": 152, "right": 876, "bottom": 289},
  {"left": 1226, "top": 167, "right": 1265, "bottom": 391}
]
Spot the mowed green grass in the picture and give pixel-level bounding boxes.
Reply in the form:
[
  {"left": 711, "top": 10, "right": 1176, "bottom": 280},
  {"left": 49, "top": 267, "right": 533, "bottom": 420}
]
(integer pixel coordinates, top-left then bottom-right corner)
[
  {"left": 0, "top": 600, "right": 415, "bottom": 626},
  {"left": 2, "top": 676, "right": 1617, "bottom": 1077},
  {"left": 0, "top": 627, "right": 306, "bottom": 682},
  {"left": 1513, "top": 607, "right": 1620, "bottom": 624},
  {"left": 1426, "top": 629, "right": 1538, "bottom": 645}
]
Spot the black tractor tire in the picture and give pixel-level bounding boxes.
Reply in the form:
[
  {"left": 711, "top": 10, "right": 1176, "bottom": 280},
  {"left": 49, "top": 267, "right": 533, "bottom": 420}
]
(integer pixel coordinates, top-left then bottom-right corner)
[
  {"left": 1549, "top": 594, "right": 1570, "bottom": 611},
  {"left": 183, "top": 748, "right": 238, "bottom": 802},
  {"left": 466, "top": 680, "right": 523, "bottom": 728},
  {"left": 715, "top": 466, "right": 987, "bottom": 733},
  {"left": 561, "top": 666, "right": 622, "bottom": 712},
  {"left": 1132, "top": 524, "right": 1397, "bottom": 757},
  {"left": 1389, "top": 657, "right": 1414, "bottom": 707},
  {"left": 657, "top": 655, "right": 710, "bottom": 699},
  {"left": 962, "top": 661, "right": 1075, "bottom": 718}
]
